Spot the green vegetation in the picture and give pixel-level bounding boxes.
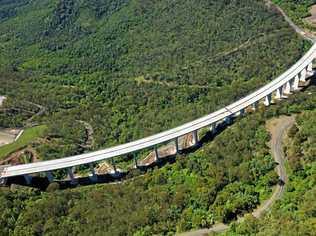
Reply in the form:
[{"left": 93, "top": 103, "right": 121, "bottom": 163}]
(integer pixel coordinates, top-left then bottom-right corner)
[
  {"left": 0, "top": 125, "right": 46, "bottom": 160},
  {"left": 223, "top": 85, "right": 316, "bottom": 236},
  {"left": 0, "top": 0, "right": 315, "bottom": 235},
  {"left": 0, "top": 0, "right": 308, "bottom": 163},
  {"left": 272, "top": 0, "right": 316, "bottom": 29},
  {"left": 1, "top": 85, "right": 315, "bottom": 235},
  {"left": 0, "top": 110, "right": 278, "bottom": 235}
]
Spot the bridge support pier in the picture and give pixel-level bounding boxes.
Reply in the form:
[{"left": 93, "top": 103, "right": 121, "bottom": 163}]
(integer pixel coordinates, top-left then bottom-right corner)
[
  {"left": 252, "top": 101, "right": 259, "bottom": 111},
  {"left": 23, "top": 175, "right": 32, "bottom": 185},
  {"left": 275, "top": 87, "right": 283, "bottom": 99},
  {"left": 224, "top": 115, "right": 232, "bottom": 125},
  {"left": 306, "top": 62, "right": 314, "bottom": 76},
  {"left": 264, "top": 94, "right": 272, "bottom": 106},
  {"left": 89, "top": 163, "right": 98, "bottom": 182},
  {"left": 0, "top": 177, "right": 7, "bottom": 186},
  {"left": 111, "top": 158, "right": 117, "bottom": 174},
  {"left": 46, "top": 171, "right": 54, "bottom": 183},
  {"left": 293, "top": 75, "right": 300, "bottom": 90},
  {"left": 239, "top": 108, "right": 245, "bottom": 116},
  {"left": 175, "top": 137, "right": 180, "bottom": 154},
  {"left": 67, "top": 168, "right": 78, "bottom": 185},
  {"left": 210, "top": 123, "right": 217, "bottom": 135},
  {"left": 300, "top": 68, "right": 307, "bottom": 82},
  {"left": 133, "top": 153, "right": 139, "bottom": 168},
  {"left": 154, "top": 146, "right": 159, "bottom": 161},
  {"left": 283, "top": 81, "right": 292, "bottom": 94},
  {"left": 192, "top": 130, "right": 199, "bottom": 146}
]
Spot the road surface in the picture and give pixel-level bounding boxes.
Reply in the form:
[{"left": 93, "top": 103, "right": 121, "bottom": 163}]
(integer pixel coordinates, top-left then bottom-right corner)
[{"left": 178, "top": 116, "right": 294, "bottom": 236}]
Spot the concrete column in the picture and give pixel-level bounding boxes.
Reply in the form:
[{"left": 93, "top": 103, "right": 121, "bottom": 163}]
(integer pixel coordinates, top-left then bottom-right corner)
[
  {"left": 175, "top": 137, "right": 180, "bottom": 154},
  {"left": 307, "top": 62, "right": 313, "bottom": 72},
  {"left": 89, "top": 163, "right": 98, "bottom": 182},
  {"left": 133, "top": 153, "right": 138, "bottom": 168},
  {"left": 154, "top": 146, "right": 159, "bottom": 161},
  {"left": 224, "top": 115, "right": 232, "bottom": 124},
  {"left": 23, "top": 175, "right": 32, "bottom": 185},
  {"left": 237, "top": 109, "right": 245, "bottom": 116},
  {"left": 192, "top": 130, "right": 198, "bottom": 146},
  {"left": 283, "top": 81, "right": 292, "bottom": 94},
  {"left": 46, "top": 171, "right": 54, "bottom": 183},
  {"left": 275, "top": 87, "right": 283, "bottom": 99},
  {"left": 0, "top": 177, "right": 7, "bottom": 185},
  {"left": 293, "top": 75, "right": 300, "bottom": 90},
  {"left": 111, "top": 158, "right": 117, "bottom": 173},
  {"left": 210, "top": 123, "right": 217, "bottom": 135},
  {"left": 264, "top": 94, "right": 272, "bottom": 106},
  {"left": 67, "top": 168, "right": 77, "bottom": 185},
  {"left": 252, "top": 101, "right": 259, "bottom": 111},
  {"left": 300, "top": 68, "right": 307, "bottom": 82}
]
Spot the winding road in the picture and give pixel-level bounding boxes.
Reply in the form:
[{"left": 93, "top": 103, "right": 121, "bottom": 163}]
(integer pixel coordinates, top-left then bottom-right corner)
[{"left": 179, "top": 116, "right": 295, "bottom": 236}]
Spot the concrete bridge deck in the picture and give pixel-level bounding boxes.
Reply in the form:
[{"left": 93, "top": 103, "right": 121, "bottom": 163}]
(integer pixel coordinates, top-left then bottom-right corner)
[{"left": 1, "top": 43, "right": 316, "bottom": 181}]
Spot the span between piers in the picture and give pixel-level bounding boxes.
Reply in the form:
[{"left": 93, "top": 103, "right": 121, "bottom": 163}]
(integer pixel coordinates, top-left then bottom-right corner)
[{"left": 1, "top": 44, "right": 316, "bottom": 184}]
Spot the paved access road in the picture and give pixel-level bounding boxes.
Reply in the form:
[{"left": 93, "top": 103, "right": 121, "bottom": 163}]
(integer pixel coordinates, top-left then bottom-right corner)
[{"left": 179, "top": 116, "right": 295, "bottom": 236}]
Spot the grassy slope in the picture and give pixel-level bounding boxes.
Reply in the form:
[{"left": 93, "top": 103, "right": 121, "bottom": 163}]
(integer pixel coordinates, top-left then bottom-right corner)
[{"left": 0, "top": 125, "right": 46, "bottom": 160}]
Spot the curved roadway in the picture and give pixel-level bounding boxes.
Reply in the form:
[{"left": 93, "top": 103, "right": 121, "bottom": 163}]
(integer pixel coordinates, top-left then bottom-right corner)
[
  {"left": 0, "top": 44, "right": 316, "bottom": 178},
  {"left": 1, "top": 1, "right": 316, "bottom": 179},
  {"left": 178, "top": 116, "right": 295, "bottom": 236}
]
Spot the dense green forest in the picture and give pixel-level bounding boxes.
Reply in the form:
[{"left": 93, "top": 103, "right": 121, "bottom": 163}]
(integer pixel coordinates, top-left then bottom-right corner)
[
  {"left": 0, "top": 0, "right": 316, "bottom": 235},
  {"left": 1, "top": 83, "right": 316, "bottom": 236},
  {"left": 224, "top": 86, "right": 316, "bottom": 236},
  {"left": 0, "top": 0, "right": 308, "bottom": 162},
  {"left": 0, "top": 108, "right": 278, "bottom": 235}
]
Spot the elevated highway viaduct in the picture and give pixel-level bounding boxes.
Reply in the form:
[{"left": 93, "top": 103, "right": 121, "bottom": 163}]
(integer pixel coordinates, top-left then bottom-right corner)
[{"left": 1, "top": 44, "right": 316, "bottom": 185}]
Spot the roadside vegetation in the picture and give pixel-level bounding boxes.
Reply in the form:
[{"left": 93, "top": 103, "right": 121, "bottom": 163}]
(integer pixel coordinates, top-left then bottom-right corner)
[
  {"left": 0, "top": 125, "right": 46, "bottom": 160},
  {"left": 272, "top": 0, "right": 316, "bottom": 29},
  {"left": 224, "top": 85, "right": 316, "bottom": 235}
]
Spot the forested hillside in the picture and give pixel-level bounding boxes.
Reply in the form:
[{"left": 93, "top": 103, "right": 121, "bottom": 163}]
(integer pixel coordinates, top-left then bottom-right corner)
[
  {"left": 1, "top": 82, "right": 316, "bottom": 236},
  {"left": 0, "top": 0, "right": 315, "bottom": 235},
  {"left": 0, "top": 0, "right": 307, "bottom": 162},
  {"left": 0, "top": 109, "right": 278, "bottom": 235},
  {"left": 224, "top": 85, "right": 316, "bottom": 236}
]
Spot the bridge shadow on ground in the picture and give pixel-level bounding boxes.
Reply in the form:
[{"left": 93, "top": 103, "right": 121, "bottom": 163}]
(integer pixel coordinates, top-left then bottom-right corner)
[{"left": 5, "top": 119, "right": 235, "bottom": 191}]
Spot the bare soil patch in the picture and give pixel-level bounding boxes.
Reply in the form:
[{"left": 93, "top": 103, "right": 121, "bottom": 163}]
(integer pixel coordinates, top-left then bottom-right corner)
[
  {"left": 0, "top": 148, "right": 38, "bottom": 165},
  {"left": 0, "top": 129, "right": 21, "bottom": 147},
  {"left": 306, "top": 5, "right": 316, "bottom": 25}
]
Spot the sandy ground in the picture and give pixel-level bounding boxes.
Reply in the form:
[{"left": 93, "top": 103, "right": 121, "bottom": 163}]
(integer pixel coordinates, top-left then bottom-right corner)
[
  {"left": 306, "top": 5, "right": 316, "bottom": 25},
  {"left": 0, "top": 129, "right": 21, "bottom": 147}
]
